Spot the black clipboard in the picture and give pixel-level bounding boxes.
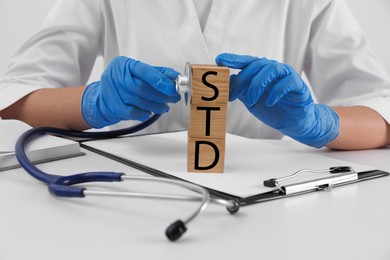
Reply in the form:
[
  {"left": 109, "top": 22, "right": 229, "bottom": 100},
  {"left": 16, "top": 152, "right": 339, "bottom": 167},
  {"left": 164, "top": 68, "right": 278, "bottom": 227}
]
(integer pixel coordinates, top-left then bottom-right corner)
[{"left": 81, "top": 142, "right": 389, "bottom": 207}]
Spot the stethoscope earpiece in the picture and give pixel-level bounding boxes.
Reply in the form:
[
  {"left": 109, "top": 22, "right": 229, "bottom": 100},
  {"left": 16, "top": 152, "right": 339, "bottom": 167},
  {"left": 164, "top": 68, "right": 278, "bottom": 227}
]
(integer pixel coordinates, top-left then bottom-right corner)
[{"left": 166, "top": 219, "right": 187, "bottom": 242}]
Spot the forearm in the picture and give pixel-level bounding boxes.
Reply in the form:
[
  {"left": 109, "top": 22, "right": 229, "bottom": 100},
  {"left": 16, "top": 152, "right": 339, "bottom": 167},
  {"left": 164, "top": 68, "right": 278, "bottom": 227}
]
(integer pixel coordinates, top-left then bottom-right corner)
[
  {"left": 326, "top": 106, "right": 390, "bottom": 150},
  {"left": 0, "top": 86, "right": 89, "bottom": 130}
]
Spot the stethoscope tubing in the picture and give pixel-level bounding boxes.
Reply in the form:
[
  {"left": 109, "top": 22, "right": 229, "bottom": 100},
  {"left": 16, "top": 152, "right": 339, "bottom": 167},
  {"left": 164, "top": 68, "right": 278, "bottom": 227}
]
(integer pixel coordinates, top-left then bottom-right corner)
[
  {"left": 14, "top": 114, "right": 239, "bottom": 241},
  {"left": 15, "top": 114, "right": 161, "bottom": 184}
]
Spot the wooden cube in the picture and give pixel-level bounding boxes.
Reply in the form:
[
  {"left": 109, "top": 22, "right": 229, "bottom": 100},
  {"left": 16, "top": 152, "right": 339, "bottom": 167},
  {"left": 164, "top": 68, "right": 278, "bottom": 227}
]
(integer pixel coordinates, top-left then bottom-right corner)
[
  {"left": 191, "top": 65, "right": 229, "bottom": 105},
  {"left": 187, "top": 137, "right": 226, "bottom": 173},
  {"left": 188, "top": 105, "right": 227, "bottom": 139}
]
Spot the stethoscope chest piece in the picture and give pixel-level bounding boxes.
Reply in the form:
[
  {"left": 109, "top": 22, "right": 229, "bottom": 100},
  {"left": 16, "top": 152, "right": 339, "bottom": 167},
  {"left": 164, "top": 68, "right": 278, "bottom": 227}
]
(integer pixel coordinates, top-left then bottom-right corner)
[{"left": 176, "top": 62, "right": 192, "bottom": 106}]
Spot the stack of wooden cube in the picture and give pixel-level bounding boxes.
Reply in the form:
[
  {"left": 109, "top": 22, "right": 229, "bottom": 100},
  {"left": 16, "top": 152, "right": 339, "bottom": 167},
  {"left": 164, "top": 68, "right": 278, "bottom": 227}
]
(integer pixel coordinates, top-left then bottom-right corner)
[{"left": 187, "top": 64, "right": 230, "bottom": 173}]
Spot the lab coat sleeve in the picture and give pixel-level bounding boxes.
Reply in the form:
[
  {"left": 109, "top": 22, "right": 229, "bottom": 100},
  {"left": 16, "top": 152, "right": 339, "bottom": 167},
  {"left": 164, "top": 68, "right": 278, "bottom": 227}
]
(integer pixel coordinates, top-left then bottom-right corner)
[
  {"left": 0, "top": 0, "right": 103, "bottom": 111},
  {"left": 304, "top": 0, "right": 390, "bottom": 123}
]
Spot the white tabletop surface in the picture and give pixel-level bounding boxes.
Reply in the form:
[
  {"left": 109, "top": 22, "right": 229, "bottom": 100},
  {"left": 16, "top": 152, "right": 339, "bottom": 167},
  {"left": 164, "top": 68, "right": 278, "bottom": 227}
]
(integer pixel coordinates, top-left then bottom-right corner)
[{"left": 1, "top": 142, "right": 390, "bottom": 260}]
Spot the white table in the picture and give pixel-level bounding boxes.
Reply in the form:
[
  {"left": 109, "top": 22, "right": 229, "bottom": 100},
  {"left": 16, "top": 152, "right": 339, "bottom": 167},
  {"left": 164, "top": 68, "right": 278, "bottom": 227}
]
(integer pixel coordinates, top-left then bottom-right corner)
[{"left": 1, "top": 143, "right": 390, "bottom": 260}]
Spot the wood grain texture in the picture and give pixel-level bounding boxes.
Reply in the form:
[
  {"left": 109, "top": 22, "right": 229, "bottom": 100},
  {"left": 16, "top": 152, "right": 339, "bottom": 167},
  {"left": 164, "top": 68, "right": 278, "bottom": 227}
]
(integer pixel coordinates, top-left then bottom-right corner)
[
  {"left": 187, "top": 65, "right": 229, "bottom": 173},
  {"left": 190, "top": 65, "right": 229, "bottom": 105},
  {"left": 188, "top": 105, "right": 227, "bottom": 139},
  {"left": 187, "top": 137, "right": 225, "bottom": 173}
]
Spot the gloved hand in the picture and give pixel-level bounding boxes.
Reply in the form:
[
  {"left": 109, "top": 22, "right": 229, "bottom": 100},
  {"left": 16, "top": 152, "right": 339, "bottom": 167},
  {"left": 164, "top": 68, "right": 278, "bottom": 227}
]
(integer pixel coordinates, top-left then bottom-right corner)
[
  {"left": 215, "top": 53, "right": 339, "bottom": 148},
  {"left": 81, "top": 56, "right": 180, "bottom": 128}
]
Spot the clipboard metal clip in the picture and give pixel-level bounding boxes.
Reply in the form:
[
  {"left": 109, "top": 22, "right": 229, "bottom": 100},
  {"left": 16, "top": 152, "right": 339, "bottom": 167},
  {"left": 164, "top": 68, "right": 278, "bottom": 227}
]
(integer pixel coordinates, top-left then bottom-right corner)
[{"left": 263, "top": 166, "right": 358, "bottom": 196}]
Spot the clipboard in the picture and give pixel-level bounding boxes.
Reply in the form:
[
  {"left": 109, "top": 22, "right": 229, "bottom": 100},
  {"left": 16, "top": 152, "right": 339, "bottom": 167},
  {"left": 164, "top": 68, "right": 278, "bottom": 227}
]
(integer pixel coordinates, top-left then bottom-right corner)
[{"left": 81, "top": 131, "right": 389, "bottom": 207}]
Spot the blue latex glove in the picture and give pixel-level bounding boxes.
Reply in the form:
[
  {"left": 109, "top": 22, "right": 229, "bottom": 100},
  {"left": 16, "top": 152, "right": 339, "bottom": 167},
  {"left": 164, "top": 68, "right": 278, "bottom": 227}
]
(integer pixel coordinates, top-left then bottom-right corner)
[
  {"left": 215, "top": 53, "right": 339, "bottom": 148},
  {"left": 81, "top": 56, "right": 180, "bottom": 128}
]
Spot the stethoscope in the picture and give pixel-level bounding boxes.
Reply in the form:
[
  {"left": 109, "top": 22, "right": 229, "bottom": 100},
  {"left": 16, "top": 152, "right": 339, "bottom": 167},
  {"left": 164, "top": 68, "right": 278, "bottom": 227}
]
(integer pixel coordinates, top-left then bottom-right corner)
[{"left": 15, "top": 63, "right": 240, "bottom": 242}]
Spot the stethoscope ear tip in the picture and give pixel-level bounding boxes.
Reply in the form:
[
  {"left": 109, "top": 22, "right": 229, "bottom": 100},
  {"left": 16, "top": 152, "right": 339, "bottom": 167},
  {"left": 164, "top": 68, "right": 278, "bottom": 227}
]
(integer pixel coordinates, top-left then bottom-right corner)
[{"left": 166, "top": 219, "right": 187, "bottom": 242}]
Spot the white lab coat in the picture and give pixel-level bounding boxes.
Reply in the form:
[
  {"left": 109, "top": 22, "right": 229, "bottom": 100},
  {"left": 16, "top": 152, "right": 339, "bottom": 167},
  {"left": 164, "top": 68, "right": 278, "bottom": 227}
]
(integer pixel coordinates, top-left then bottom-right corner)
[{"left": 1, "top": 0, "right": 390, "bottom": 139}]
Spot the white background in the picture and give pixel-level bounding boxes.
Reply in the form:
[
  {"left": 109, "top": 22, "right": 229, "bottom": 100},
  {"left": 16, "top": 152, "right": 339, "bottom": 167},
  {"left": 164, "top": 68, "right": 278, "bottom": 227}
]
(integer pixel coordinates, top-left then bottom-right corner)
[{"left": 0, "top": 0, "right": 389, "bottom": 76}]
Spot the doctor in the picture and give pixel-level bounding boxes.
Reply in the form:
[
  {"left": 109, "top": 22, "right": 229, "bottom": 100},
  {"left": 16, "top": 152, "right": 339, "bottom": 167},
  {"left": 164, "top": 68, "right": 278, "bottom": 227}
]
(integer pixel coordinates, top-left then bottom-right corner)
[{"left": 0, "top": 0, "right": 389, "bottom": 150}]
